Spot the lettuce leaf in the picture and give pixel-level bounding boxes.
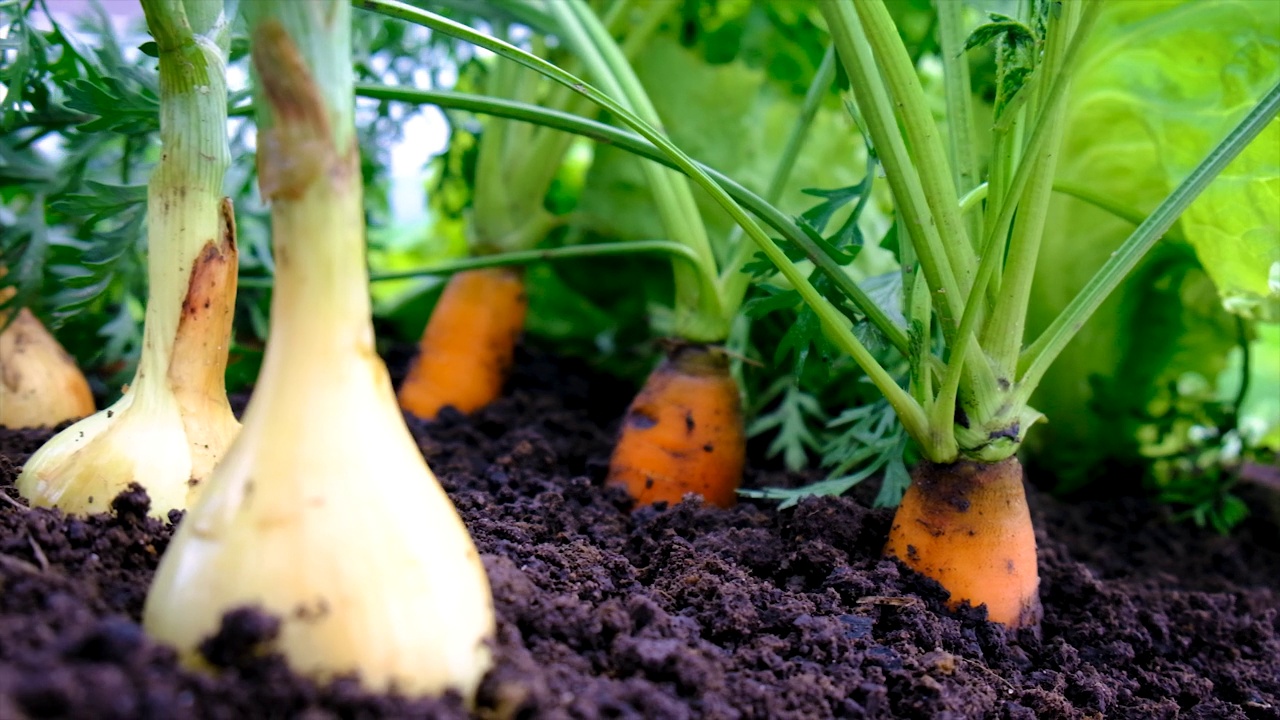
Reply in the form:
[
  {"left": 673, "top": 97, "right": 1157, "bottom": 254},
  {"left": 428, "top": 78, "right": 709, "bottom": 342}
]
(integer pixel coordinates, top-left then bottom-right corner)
[
  {"left": 1025, "top": 0, "right": 1279, "bottom": 485},
  {"left": 1103, "top": 0, "right": 1280, "bottom": 320}
]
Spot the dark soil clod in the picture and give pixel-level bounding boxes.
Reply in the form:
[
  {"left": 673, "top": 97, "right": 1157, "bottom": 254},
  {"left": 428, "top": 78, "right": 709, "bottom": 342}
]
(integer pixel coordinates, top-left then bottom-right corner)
[{"left": 198, "top": 607, "right": 282, "bottom": 669}]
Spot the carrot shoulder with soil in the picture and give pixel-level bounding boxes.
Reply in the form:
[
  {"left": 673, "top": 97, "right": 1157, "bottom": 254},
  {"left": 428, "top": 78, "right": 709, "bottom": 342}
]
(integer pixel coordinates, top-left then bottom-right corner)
[{"left": 609, "top": 342, "right": 745, "bottom": 508}]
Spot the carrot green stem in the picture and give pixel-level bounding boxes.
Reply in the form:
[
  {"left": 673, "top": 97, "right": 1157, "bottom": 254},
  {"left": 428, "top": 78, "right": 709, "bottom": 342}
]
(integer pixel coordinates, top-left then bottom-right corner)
[
  {"left": 819, "top": 0, "right": 965, "bottom": 345},
  {"left": 936, "top": 0, "right": 981, "bottom": 247},
  {"left": 982, "top": 128, "right": 1013, "bottom": 305},
  {"left": 964, "top": 1, "right": 1102, "bottom": 353},
  {"left": 933, "top": 1, "right": 1103, "bottom": 457},
  {"left": 548, "top": 0, "right": 726, "bottom": 342},
  {"left": 237, "top": 239, "right": 703, "bottom": 288},
  {"left": 962, "top": 181, "right": 1170, "bottom": 248},
  {"left": 1051, "top": 180, "right": 1174, "bottom": 237},
  {"left": 442, "top": 0, "right": 554, "bottom": 34},
  {"left": 981, "top": 0, "right": 1082, "bottom": 379},
  {"left": 470, "top": 50, "right": 526, "bottom": 253},
  {"left": 854, "top": 0, "right": 977, "bottom": 291},
  {"left": 338, "top": 82, "right": 913, "bottom": 357},
  {"left": 474, "top": 0, "right": 664, "bottom": 255},
  {"left": 958, "top": 183, "right": 988, "bottom": 216}
]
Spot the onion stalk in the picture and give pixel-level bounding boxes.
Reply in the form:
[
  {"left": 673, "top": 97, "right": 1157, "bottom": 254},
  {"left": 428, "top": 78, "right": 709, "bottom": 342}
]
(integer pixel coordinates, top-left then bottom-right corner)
[
  {"left": 16, "top": 0, "right": 239, "bottom": 516},
  {"left": 143, "top": 1, "right": 495, "bottom": 699}
]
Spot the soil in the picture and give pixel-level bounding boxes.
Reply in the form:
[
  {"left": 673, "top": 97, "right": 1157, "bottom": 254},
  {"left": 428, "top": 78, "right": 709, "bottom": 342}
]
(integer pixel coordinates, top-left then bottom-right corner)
[{"left": 1, "top": 347, "right": 1277, "bottom": 720}]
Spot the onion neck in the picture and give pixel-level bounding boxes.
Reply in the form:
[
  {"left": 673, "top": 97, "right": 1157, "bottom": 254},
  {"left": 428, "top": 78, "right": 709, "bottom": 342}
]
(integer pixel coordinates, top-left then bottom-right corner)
[
  {"left": 132, "top": 5, "right": 232, "bottom": 401},
  {"left": 242, "top": 8, "right": 373, "bottom": 387},
  {"left": 259, "top": 149, "right": 375, "bottom": 377}
]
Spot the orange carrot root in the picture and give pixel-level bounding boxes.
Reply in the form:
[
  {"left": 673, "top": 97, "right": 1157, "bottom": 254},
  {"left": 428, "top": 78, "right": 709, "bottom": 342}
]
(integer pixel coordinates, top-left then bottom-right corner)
[
  {"left": 884, "top": 456, "right": 1042, "bottom": 628},
  {"left": 606, "top": 343, "right": 745, "bottom": 509},
  {"left": 397, "top": 267, "right": 528, "bottom": 420}
]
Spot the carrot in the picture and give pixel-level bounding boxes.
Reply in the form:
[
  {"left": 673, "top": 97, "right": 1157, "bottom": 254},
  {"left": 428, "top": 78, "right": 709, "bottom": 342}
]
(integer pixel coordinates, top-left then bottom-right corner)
[
  {"left": 883, "top": 456, "right": 1041, "bottom": 628},
  {"left": 397, "top": 267, "right": 528, "bottom": 419},
  {"left": 0, "top": 307, "right": 96, "bottom": 429},
  {"left": 607, "top": 342, "right": 745, "bottom": 508}
]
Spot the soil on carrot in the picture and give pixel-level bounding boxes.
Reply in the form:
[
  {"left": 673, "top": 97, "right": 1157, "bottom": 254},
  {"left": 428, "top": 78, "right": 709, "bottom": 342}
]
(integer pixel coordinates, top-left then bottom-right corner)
[{"left": 1, "top": 347, "right": 1277, "bottom": 719}]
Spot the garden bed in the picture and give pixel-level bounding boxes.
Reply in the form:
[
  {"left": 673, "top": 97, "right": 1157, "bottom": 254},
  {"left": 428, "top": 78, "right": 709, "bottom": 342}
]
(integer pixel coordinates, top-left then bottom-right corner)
[{"left": 1, "top": 347, "right": 1277, "bottom": 719}]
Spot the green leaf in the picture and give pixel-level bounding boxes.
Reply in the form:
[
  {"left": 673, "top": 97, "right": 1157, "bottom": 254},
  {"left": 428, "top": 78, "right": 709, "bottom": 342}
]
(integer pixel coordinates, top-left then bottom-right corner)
[
  {"left": 967, "top": 10, "right": 1042, "bottom": 123},
  {"left": 874, "top": 444, "right": 910, "bottom": 508},
  {"left": 746, "top": 377, "right": 827, "bottom": 471},
  {"left": 797, "top": 150, "right": 877, "bottom": 251},
  {"left": 857, "top": 271, "right": 905, "bottom": 331},
  {"left": 1214, "top": 493, "right": 1251, "bottom": 534},
  {"left": 962, "top": 14, "right": 1036, "bottom": 54},
  {"left": 677, "top": 0, "right": 829, "bottom": 96},
  {"left": 0, "top": 200, "right": 51, "bottom": 317},
  {"left": 61, "top": 61, "right": 160, "bottom": 135},
  {"left": 1025, "top": 0, "right": 1278, "bottom": 488},
  {"left": 774, "top": 298, "right": 823, "bottom": 374},
  {"left": 1076, "top": 0, "right": 1279, "bottom": 320},
  {"left": 739, "top": 396, "right": 907, "bottom": 509},
  {"left": 742, "top": 286, "right": 802, "bottom": 318},
  {"left": 49, "top": 182, "right": 148, "bottom": 224}
]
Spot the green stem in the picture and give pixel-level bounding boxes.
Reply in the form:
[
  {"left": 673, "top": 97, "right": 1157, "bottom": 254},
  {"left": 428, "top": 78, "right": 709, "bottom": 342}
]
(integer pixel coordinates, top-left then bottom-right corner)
[
  {"left": 961, "top": 1, "right": 1103, "bottom": 355},
  {"left": 820, "top": 0, "right": 966, "bottom": 343},
  {"left": 982, "top": 0, "right": 1082, "bottom": 378},
  {"left": 718, "top": 44, "right": 837, "bottom": 318},
  {"left": 446, "top": 0, "right": 556, "bottom": 33},
  {"left": 238, "top": 239, "right": 703, "bottom": 287},
  {"left": 470, "top": 51, "right": 523, "bottom": 253},
  {"left": 1228, "top": 315, "right": 1250, "bottom": 428},
  {"left": 482, "top": 0, "right": 665, "bottom": 254},
  {"left": 982, "top": 125, "right": 1014, "bottom": 304},
  {"left": 1018, "top": 80, "right": 1280, "bottom": 404},
  {"left": 855, "top": 0, "right": 977, "bottom": 294},
  {"left": 958, "top": 182, "right": 988, "bottom": 216},
  {"left": 933, "top": 1, "right": 1102, "bottom": 456},
  {"left": 549, "top": 0, "right": 725, "bottom": 342},
  {"left": 966, "top": 1, "right": 1102, "bottom": 348},
  {"left": 906, "top": 262, "right": 934, "bottom": 406},
  {"left": 936, "top": 0, "right": 981, "bottom": 246},
  {"left": 352, "top": 0, "right": 928, "bottom": 440},
  {"left": 1052, "top": 180, "right": 1184, "bottom": 238}
]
